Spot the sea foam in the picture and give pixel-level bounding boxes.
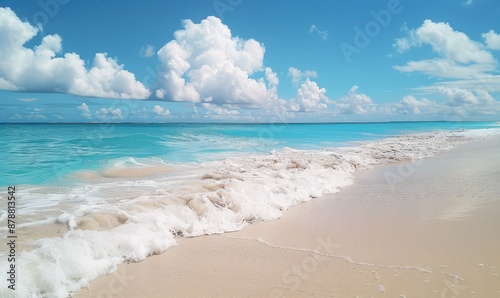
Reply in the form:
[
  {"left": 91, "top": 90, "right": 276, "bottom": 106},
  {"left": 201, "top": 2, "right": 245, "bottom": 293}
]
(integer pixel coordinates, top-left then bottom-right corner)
[{"left": 0, "top": 128, "right": 499, "bottom": 297}]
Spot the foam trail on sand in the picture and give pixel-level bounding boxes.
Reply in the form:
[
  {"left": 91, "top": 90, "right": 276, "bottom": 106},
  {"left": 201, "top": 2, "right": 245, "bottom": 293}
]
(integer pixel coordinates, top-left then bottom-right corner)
[{"left": 0, "top": 128, "right": 499, "bottom": 297}]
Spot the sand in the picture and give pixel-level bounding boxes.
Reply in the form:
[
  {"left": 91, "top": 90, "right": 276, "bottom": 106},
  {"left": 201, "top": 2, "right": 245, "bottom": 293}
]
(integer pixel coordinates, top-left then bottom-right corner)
[{"left": 77, "top": 136, "right": 500, "bottom": 297}]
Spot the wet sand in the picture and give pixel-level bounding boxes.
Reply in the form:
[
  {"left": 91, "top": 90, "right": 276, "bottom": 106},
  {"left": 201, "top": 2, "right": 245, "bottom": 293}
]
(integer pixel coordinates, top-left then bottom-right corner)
[{"left": 77, "top": 136, "right": 500, "bottom": 297}]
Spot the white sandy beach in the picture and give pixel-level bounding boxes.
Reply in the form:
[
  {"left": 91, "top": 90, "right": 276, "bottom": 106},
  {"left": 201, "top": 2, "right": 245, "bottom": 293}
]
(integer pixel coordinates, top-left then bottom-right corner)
[{"left": 76, "top": 136, "right": 500, "bottom": 297}]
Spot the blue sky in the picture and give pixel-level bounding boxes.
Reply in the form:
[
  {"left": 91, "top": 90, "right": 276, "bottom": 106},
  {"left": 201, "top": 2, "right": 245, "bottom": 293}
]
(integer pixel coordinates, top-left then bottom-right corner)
[{"left": 1, "top": 0, "right": 499, "bottom": 122}]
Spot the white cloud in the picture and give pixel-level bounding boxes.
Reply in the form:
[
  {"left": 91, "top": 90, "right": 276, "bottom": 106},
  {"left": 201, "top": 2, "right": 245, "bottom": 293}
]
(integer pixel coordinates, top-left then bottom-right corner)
[
  {"left": 309, "top": 24, "right": 328, "bottom": 41},
  {"left": 288, "top": 67, "right": 318, "bottom": 86},
  {"left": 17, "top": 97, "right": 38, "bottom": 103},
  {"left": 483, "top": 30, "right": 500, "bottom": 50},
  {"left": 289, "top": 79, "right": 329, "bottom": 112},
  {"left": 27, "top": 113, "right": 46, "bottom": 119},
  {"left": 475, "top": 89, "right": 496, "bottom": 105},
  {"left": 129, "top": 107, "right": 150, "bottom": 120},
  {"left": 78, "top": 103, "right": 90, "bottom": 112},
  {"left": 0, "top": 7, "right": 150, "bottom": 99},
  {"left": 438, "top": 87, "right": 496, "bottom": 106},
  {"left": 111, "top": 108, "right": 123, "bottom": 119},
  {"left": 0, "top": 77, "right": 17, "bottom": 90},
  {"left": 379, "top": 91, "right": 499, "bottom": 118},
  {"left": 394, "top": 20, "right": 496, "bottom": 79},
  {"left": 393, "top": 38, "right": 411, "bottom": 53},
  {"left": 438, "top": 87, "right": 478, "bottom": 106},
  {"left": 398, "top": 95, "right": 438, "bottom": 114},
  {"left": 401, "top": 95, "right": 432, "bottom": 107},
  {"left": 410, "top": 74, "right": 500, "bottom": 93},
  {"left": 393, "top": 19, "right": 500, "bottom": 116},
  {"left": 265, "top": 67, "right": 279, "bottom": 89},
  {"left": 139, "top": 44, "right": 156, "bottom": 57},
  {"left": 462, "top": 0, "right": 473, "bottom": 6},
  {"left": 201, "top": 103, "right": 240, "bottom": 117},
  {"left": 410, "top": 19, "right": 493, "bottom": 64},
  {"left": 336, "top": 86, "right": 375, "bottom": 114},
  {"left": 393, "top": 24, "right": 418, "bottom": 53},
  {"left": 95, "top": 107, "right": 123, "bottom": 120},
  {"left": 25, "top": 107, "right": 46, "bottom": 119},
  {"left": 155, "top": 16, "right": 278, "bottom": 108},
  {"left": 395, "top": 59, "right": 495, "bottom": 79},
  {"left": 78, "top": 103, "right": 91, "bottom": 118},
  {"left": 152, "top": 105, "right": 171, "bottom": 116}
]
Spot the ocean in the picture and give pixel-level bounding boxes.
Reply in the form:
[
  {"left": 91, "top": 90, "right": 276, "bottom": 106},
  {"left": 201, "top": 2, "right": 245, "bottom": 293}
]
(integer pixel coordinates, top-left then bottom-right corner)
[
  {"left": 0, "top": 122, "right": 495, "bottom": 186},
  {"left": 0, "top": 121, "right": 499, "bottom": 297}
]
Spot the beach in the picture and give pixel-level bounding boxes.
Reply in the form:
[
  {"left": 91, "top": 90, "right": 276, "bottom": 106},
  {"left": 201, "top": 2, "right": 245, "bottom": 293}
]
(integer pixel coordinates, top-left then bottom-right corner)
[
  {"left": 77, "top": 136, "right": 500, "bottom": 297},
  {"left": 1, "top": 125, "right": 499, "bottom": 297}
]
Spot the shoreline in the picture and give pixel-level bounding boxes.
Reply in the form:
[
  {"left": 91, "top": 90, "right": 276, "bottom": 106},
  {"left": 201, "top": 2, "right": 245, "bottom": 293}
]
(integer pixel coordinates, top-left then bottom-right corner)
[{"left": 77, "top": 135, "right": 500, "bottom": 297}]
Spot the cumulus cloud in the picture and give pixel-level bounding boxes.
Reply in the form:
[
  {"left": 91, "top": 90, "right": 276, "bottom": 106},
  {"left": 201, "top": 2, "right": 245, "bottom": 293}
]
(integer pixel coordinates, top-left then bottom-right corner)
[
  {"left": 288, "top": 67, "right": 318, "bottom": 86},
  {"left": 287, "top": 83, "right": 379, "bottom": 115},
  {"left": 309, "top": 24, "right": 328, "bottom": 41},
  {"left": 77, "top": 103, "right": 91, "bottom": 118},
  {"left": 336, "top": 86, "right": 375, "bottom": 114},
  {"left": 483, "top": 30, "right": 500, "bottom": 50},
  {"left": 380, "top": 91, "right": 499, "bottom": 118},
  {"left": 152, "top": 105, "right": 171, "bottom": 116},
  {"left": 95, "top": 107, "right": 123, "bottom": 120},
  {"left": 393, "top": 20, "right": 496, "bottom": 79},
  {"left": 77, "top": 103, "right": 125, "bottom": 120},
  {"left": 393, "top": 38, "right": 411, "bottom": 53},
  {"left": 139, "top": 44, "right": 156, "bottom": 57},
  {"left": 438, "top": 87, "right": 478, "bottom": 106},
  {"left": 201, "top": 103, "right": 240, "bottom": 117},
  {"left": 0, "top": 7, "right": 150, "bottom": 99},
  {"left": 438, "top": 87, "right": 496, "bottom": 106},
  {"left": 289, "top": 79, "right": 329, "bottom": 112},
  {"left": 78, "top": 103, "right": 90, "bottom": 112},
  {"left": 265, "top": 67, "right": 279, "bottom": 90},
  {"left": 397, "top": 95, "right": 438, "bottom": 115},
  {"left": 393, "top": 19, "right": 500, "bottom": 112},
  {"left": 474, "top": 89, "right": 496, "bottom": 105},
  {"left": 155, "top": 16, "right": 278, "bottom": 108},
  {"left": 393, "top": 24, "right": 417, "bottom": 53}
]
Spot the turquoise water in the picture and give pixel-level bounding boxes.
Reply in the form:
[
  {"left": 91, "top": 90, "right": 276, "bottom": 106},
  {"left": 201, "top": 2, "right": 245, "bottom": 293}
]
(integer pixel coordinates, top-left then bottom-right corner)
[{"left": 0, "top": 122, "right": 495, "bottom": 186}]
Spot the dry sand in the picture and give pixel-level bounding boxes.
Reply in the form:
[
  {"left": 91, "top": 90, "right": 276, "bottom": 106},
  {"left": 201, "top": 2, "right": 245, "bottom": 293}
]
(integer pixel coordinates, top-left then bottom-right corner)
[{"left": 77, "top": 137, "right": 500, "bottom": 298}]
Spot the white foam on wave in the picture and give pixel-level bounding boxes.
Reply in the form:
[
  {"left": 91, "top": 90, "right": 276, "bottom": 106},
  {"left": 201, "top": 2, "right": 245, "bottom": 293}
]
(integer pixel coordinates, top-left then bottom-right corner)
[{"left": 0, "top": 128, "right": 499, "bottom": 297}]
